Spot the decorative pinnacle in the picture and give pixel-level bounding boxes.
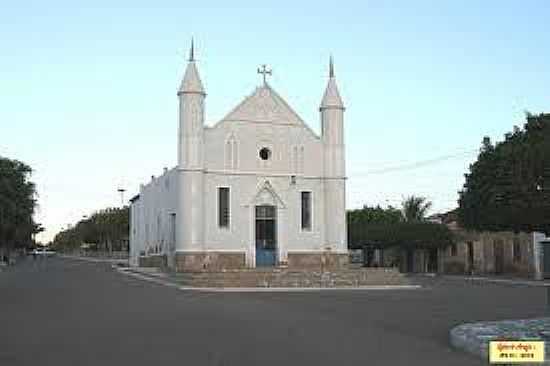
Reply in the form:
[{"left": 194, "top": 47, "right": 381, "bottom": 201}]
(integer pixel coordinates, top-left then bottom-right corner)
[
  {"left": 188, "top": 38, "right": 195, "bottom": 62},
  {"left": 329, "top": 55, "right": 334, "bottom": 78}
]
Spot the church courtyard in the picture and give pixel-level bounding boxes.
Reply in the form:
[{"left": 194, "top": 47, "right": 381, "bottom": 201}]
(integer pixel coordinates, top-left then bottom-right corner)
[{"left": 0, "top": 257, "right": 546, "bottom": 366}]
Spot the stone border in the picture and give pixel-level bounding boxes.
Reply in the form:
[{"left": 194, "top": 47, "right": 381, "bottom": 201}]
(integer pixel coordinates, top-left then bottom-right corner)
[{"left": 450, "top": 318, "right": 550, "bottom": 364}]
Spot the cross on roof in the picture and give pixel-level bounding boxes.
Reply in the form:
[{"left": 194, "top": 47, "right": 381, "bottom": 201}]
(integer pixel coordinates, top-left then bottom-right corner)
[{"left": 257, "top": 64, "right": 272, "bottom": 85}]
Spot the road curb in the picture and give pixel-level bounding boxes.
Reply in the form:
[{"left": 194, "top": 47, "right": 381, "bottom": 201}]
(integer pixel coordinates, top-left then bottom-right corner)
[
  {"left": 60, "top": 255, "right": 129, "bottom": 265},
  {"left": 421, "top": 273, "right": 550, "bottom": 287}
]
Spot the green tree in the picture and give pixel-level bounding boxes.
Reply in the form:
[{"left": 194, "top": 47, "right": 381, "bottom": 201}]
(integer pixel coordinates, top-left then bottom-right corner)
[
  {"left": 458, "top": 112, "right": 550, "bottom": 233},
  {"left": 0, "top": 156, "right": 40, "bottom": 253},
  {"left": 402, "top": 196, "right": 432, "bottom": 222},
  {"left": 52, "top": 206, "right": 129, "bottom": 252}
]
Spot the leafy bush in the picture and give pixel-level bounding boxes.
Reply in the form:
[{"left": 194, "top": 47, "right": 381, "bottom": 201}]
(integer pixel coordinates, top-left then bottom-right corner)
[
  {"left": 444, "top": 261, "right": 466, "bottom": 274},
  {"left": 348, "top": 222, "right": 454, "bottom": 250}
]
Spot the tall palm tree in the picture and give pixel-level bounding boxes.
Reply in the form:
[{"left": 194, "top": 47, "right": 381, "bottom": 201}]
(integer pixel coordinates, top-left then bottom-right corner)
[{"left": 402, "top": 196, "right": 432, "bottom": 222}]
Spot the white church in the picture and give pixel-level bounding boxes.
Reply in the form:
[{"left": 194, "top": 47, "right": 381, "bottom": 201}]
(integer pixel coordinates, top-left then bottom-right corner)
[{"left": 129, "top": 42, "right": 348, "bottom": 271}]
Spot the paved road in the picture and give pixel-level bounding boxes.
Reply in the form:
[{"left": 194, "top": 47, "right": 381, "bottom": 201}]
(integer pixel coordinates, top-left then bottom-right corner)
[{"left": 0, "top": 258, "right": 546, "bottom": 366}]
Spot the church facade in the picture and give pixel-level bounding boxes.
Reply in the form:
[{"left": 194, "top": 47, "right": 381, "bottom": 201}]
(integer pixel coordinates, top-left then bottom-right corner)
[{"left": 129, "top": 43, "right": 348, "bottom": 271}]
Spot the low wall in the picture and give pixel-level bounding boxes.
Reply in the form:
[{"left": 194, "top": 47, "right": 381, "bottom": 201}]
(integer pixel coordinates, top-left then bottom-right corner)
[
  {"left": 175, "top": 252, "right": 246, "bottom": 272},
  {"left": 287, "top": 252, "right": 348, "bottom": 271},
  {"left": 174, "top": 267, "right": 409, "bottom": 287},
  {"left": 139, "top": 254, "right": 168, "bottom": 268},
  {"left": 173, "top": 251, "right": 350, "bottom": 272}
]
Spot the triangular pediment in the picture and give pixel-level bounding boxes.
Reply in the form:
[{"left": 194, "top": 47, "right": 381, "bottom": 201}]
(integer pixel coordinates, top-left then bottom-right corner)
[
  {"left": 247, "top": 180, "right": 286, "bottom": 208},
  {"left": 221, "top": 84, "right": 305, "bottom": 125}
]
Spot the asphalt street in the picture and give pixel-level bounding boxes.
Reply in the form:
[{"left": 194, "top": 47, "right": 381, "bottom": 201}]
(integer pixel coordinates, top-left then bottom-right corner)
[{"left": 0, "top": 257, "right": 546, "bottom": 366}]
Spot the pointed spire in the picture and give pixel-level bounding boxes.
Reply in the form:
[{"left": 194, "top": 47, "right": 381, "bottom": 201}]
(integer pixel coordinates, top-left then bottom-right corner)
[
  {"left": 320, "top": 55, "right": 344, "bottom": 110},
  {"left": 188, "top": 38, "right": 195, "bottom": 62},
  {"left": 178, "top": 39, "right": 205, "bottom": 95}
]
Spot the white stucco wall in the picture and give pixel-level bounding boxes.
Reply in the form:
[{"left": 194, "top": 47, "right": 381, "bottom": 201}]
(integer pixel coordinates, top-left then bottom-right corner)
[{"left": 129, "top": 168, "right": 177, "bottom": 266}]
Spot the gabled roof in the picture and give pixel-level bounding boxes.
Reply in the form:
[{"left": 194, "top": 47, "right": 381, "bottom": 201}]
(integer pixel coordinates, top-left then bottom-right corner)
[{"left": 220, "top": 84, "right": 305, "bottom": 126}]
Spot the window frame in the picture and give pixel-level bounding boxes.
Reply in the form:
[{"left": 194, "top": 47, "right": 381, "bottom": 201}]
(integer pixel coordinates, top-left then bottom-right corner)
[
  {"left": 300, "top": 191, "right": 313, "bottom": 232},
  {"left": 225, "top": 135, "right": 238, "bottom": 170},
  {"left": 259, "top": 147, "right": 271, "bottom": 161},
  {"left": 217, "top": 186, "right": 231, "bottom": 229},
  {"left": 169, "top": 213, "right": 176, "bottom": 248}
]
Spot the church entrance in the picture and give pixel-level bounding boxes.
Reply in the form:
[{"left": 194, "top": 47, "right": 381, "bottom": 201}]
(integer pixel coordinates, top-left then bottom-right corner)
[{"left": 255, "top": 205, "right": 277, "bottom": 266}]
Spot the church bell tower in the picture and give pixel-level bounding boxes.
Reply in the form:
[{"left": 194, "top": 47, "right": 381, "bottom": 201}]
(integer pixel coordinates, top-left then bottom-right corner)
[
  {"left": 176, "top": 40, "right": 206, "bottom": 264},
  {"left": 320, "top": 56, "right": 347, "bottom": 251}
]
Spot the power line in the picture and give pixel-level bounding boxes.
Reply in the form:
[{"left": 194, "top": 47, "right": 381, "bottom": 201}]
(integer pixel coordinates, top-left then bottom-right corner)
[{"left": 352, "top": 149, "right": 478, "bottom": 176}]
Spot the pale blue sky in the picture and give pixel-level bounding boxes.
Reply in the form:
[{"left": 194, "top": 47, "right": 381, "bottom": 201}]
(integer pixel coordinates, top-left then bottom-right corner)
[{"left": 1, "top": 1, "right": 549, "bottom": 242}]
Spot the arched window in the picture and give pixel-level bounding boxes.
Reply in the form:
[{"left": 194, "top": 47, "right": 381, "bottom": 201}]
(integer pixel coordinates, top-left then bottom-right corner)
[
  {"left": 299, "top": 146, "right": 305, "bottom": 174},
  {"left": 232, "top": 139, "right": 238, "bottom": 168},
  {"left": 225, "top": 134, "right": 238, "bottom": 169},
  {"left": 292, "top": 146, "right": 298, "bottom": 173},
  {"left": 225, "top": 139, "right": 233, "bottom": 169}
]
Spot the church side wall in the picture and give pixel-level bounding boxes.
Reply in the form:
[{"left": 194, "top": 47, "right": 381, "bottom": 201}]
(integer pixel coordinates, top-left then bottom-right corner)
[{"left": 129, "top": 168, "right": 177, "bottom": 268}]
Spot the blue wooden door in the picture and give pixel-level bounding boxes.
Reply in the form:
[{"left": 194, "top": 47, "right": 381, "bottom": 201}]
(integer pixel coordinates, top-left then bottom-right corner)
[{"left": 255, "top": 205, "right": 277, "bottom": 267}]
